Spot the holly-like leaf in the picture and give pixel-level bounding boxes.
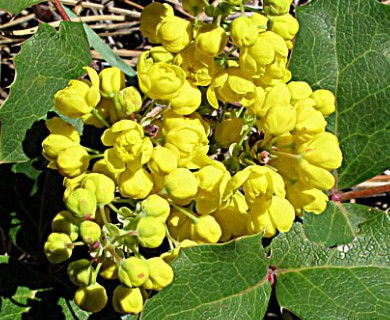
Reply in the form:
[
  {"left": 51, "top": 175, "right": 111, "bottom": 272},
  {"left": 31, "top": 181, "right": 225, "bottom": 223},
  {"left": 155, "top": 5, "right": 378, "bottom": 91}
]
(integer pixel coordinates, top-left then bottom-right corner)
[
  {"left": 289, "top": 0, "right": 390, "bottom": 190},
  {"left": 303, "top": 201, "right": 384, "bottom": 246},
  {"left": 141, "top": 234, "right": 271, "bottom": 319},
  {"left": 0, "top": 21, "right": 91, "bottom": 163},
  {"left": 270, "top": 212, "right": 390, "bottom": 320},
  {"left": 0, "top": 0, "right": 45, "bottom": 15}
]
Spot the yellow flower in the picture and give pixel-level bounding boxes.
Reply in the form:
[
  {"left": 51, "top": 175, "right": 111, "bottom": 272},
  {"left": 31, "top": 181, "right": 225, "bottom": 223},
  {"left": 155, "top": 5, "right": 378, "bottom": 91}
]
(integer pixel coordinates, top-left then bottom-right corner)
[
  {"left": 225, "top": 165, "right": 285, "bottom": 203},
  {"left": 293, "top": 100, "right": 327, "bottom": 141},
  {"left": 99, "top": 67, "right": 125, "bottom": 98},
  {"left": 207, "top": 67, "right": 256, "bottom": 108},
  {"left": 230, "top": 15, "right": 258, "bottom": 47},
  {"left": 263, "top": 0, "right": 293, "bottom": 16},
  {"left": 162, "top": 112, "right": 210, "bottom": 168},
  {"left": 164, "top": 168, "right": 198, "bottom": 205},
  {"left": 191, "top": 215, "right": 222, "bottom": 244},
  {"left": 113, "top": 86, "right": 142, "bottom": 117},
  {"left": 118, "top": 168, "right": 153, "bottom": 199},
  {"left": 287, "top": 81, "right": 313, "bottom": 103},
  {"left": 74, "top": 283, "right": 107, "bottom": 313},
  {"left": 56, "top": 145, "right": 89, "bottom": 178},
  {"left": 112, "top": 285, "right": 143, "bottom": 314},
  {"left": 250, "top": 13, "right": 269, "bottom": 33},
  {"left": 298, "top": 158, "right": 336, "bottom": 190},
  {"left": 51, "top": 210, "right": 80, "bottom": 241},
  {"left": 268, "top": 14, "right": 299, "bottom": 41},
  {"left": 81, "top": 173, "right": 116, "bottom": 205},
  {"left": 170, "top": 80, "right": 202, "bottom": 115},
  {"left": 194, "top": 24, "right": 228, "bottom": 57},
  {"left": 174, "top": 43, "right": 217, "bottom": 86},
  {"left": 311, "top": 89, "right": 336, "bottom": 116},
  {"left": 138, "top": 62, "right": 186, "bottom": 101},
  {"left": 44, "top": 232, "right": 73, "bottom": 264},
  {"left": 136, "top": 216, "right": 166, "bottom": 248},
  {"left": 247, "top": 195, "right": 295, "bottom": 237},
  {"left": 54, "top": 67, "right": 100, "bottom": 118},
  {"left": 213, "top": 191, "right": 248, "bottom": 241},
  {"left": 286, "top": 180, "right": 329, "bottom": 215},
  {"left": 143, "top": 257, "right": 174, "bottom": 290},
  {"left": 298, "top": 132, "right": 343, "bottom": 170},
  {"left": 142, "top": 194, "right": 171, "bottom": 222},
  {"left": 167, "top": 207, "right": 192, "bottom": 241},
  {"left": 147, "top": 146, "right": 178, "bottom": 175},
  {"left": 118, "top": 257, "right": 149, "bottom": 287},
  {"left": 66, "top": 187, "right": 97, "bottom": 219},
  {"left": 263, "top": 104, "right": 296, "bottom": 136},
  {"left": 101, "top": 120, "right": 153, "bottom": 173},
  {"left": 140, "top": 2, "right": 174, "bottom": 43},
  {"left": 194, "top": 162, "right": 231, "bottom": 214},
  {"left": 149, "top": 46, "right": 175, "bottom": 63},
  {"left": 156, "top": 16, "right": 192, "bottom": 53}
]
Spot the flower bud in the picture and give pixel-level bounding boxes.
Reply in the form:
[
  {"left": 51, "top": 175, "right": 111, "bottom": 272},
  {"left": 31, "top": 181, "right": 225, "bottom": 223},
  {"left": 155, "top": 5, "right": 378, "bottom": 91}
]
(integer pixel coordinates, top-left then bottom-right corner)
[
  {"left": 138, "top": 62, "right": 187, "bottom": 101},
  {"left": 118, "top": 257, "right": 149, "bottom": 287},
  {"left": 287, "top": 81, "right": 313, "bottom": 103},
  {"left": 54, "top": 67, "right": 100, "bottom": 118},
  {"left": 164, "top": 168, "right": 198, "bottom": 202},
  {"left": 81, "top": 173, "right": 116, "bottom": 205},
  {"left": 74, "top": 282, "right": 108, "bottom": 313},
  {"left": 157, "top": 16, "right": 192, "bottom": 53},
  {"left": 149, "top": 46, "right": 175, "bottom": 63},
  {"left": 195, "top": 24, "right": 228, "bottom": 57},
  {"left": 170, "top": 80, "right": 202, "bottom": 115},
  {"left": 56, "top": 145, "right": 89, "bottom": 178},
  {"left": 42, "top": 135, "right": 78, "bottom": 163},
  {"left": 310, "top": 89, "right": 336, "bottom": 116},
  {"left": 136, "top": 216, "right": 166, "bottom": 248},
  {"left": 67, "top": 259, "right": 94, "bottom": 286},
  {"left": 142, "top": 194, "right": 171, "bottom": 222},
  {"left": 298, "top": 132, "right": 343, "bottom": 170},
  {"left": 99, "top": 67, "right": 125, "bottom": 98},
  {"left": 112, "top": 285, "right": 143, "bottom": 314},
  {"left": 191, "top": 215, "right": 222, "bottom": 243},
  {"left": 79, "top": 220, "right": 101, "bottom": 244},
  {"left": 263, "top": 0, "right": 292, "bottom": 16},
  {"left": 113, "top": 86, "right": 142, "bottom": 116},
  {"left": 268, "top": 14, "right": 299, "bottom": 41},
  {"left": 147, "top": 146, "right": 178, "bottom": 175},
  {"left": 66, "top": 187, "right": 97, "bottom": 220},
  {"left": 99, "top": 258, "right": 119, "bottom": 280},
  {"left": 119, "top": 168, "right": 153, "bottom": 200},
  {"left": 51, "top": 210, "right": 80, "bottom": 241},
  {"left": 44, "top": 233, "right": 73, "bottom": 264},
  {"left": 230, "top": 15, "right": 258, "bottom": 47},
  {"left": 140, "top": 2, "right": 174, "bottom": 43},
  {"left": 143, "top": 257, "right": 174, "bottom": 291}
]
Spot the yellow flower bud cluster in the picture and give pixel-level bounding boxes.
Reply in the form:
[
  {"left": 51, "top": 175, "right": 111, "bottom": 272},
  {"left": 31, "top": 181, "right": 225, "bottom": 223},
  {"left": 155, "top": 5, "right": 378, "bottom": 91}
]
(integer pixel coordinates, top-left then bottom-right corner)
[{"left": 41, "top": 0, "right": 343, "bottom": 315}]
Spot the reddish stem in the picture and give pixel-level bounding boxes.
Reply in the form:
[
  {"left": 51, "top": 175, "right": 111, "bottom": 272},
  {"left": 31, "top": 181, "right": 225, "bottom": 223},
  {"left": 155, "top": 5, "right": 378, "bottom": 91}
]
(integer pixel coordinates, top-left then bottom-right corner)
[
  {"left": 52, "top": 0, "right": 70, "bottom": 21},
  {"left": 332, "top": 184, "right": 390, "bottom": 202}
]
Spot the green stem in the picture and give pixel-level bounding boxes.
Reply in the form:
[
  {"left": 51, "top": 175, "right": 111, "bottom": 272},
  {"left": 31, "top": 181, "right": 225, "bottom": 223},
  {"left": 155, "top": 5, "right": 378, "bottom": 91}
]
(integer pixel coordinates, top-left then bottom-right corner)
[
  {"left": 91, "top": 108, "right": 111, "bottom": 128},
  {"left": 98, "top": 205, "right": 110, "bottom": 225},
  {"left": 171, "top": 204, "right": 199, "bottom": 224},
  {"left": 91, "top": 261, "right": 103, "bottom": 284},
  {"left": 107, "top": 202, "right": 120, "bottom": 214},
  {"left": 89, "top": 154, "right": 104, "bottom": 160}
]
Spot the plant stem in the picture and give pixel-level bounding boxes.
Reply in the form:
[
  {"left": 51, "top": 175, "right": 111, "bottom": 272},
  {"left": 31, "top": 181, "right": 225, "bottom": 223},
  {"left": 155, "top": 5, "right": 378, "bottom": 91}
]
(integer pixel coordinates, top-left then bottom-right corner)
[
  {"left": 171, "top": 204, "right": 199, "bottom": 224},
  {"left": 331, "top": 184, "right": 390, "bottom": 202},
  {"left": 52, "top": 0, "right": 70, "bottom": 21},
  {"left": 91, "top": 109, "right": 111, "bottom": 128}
]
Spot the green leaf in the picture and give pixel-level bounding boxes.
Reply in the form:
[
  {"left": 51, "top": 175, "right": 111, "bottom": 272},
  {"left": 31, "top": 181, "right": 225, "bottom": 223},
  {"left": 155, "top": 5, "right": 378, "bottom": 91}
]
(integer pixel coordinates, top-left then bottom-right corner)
[
  {"left": 58, "top": 297, "right": 90, "bottom": 320},
  {"left": 0, "top": 0, "right": 45, "bottom": 15},
  {"left": 303, "top": 201, "right": 384, "bottom": 246},
  {"left": 289, "top": 0, "right": 390, "bottom": 190},
  {"left": 271, "top": 212, "right": 390, "bottom": 320},
  {"left": 63, "top": 5, "right": 137, "bottom": 78},
  {"left": 0, "top": 21, "right": 91, "bottom": 163},
  {"left": 142, "top": 234, "right": 271, "bottom": 319},
  {"left": 0, "top": 286, "right": 35, "bottom": 318}
]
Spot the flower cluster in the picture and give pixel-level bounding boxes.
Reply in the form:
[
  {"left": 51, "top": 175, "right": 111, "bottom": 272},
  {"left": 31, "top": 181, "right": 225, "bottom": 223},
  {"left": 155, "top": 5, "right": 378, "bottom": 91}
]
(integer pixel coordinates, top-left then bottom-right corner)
[{"left": 43, "top": 0, "right": 342, "bottom": 315}]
